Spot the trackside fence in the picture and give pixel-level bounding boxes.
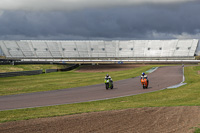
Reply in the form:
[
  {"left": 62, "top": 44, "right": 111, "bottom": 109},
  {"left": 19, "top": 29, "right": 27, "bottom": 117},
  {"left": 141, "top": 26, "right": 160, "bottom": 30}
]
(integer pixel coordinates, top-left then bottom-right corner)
[
  {"left": 0, "top": 70, "right": 43, "bottom": 78},
  {"left": 0, "top": 64, "right": 79, "bottom": 77},
  {"left": 58, "top": 64, "right": 79, "bottom": 71},
  {"left": 45, "top": 69, "right": 58, "bottom": 73},
  {"left": 45, "top": 64, "right": 79, "bottom": 73}
]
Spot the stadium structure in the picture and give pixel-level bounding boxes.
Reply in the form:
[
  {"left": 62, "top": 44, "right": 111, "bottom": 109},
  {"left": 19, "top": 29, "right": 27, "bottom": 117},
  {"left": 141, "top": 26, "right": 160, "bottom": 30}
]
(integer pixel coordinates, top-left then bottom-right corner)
[{"left": 0, "top": 39, "right": 200, "bottom": 63}]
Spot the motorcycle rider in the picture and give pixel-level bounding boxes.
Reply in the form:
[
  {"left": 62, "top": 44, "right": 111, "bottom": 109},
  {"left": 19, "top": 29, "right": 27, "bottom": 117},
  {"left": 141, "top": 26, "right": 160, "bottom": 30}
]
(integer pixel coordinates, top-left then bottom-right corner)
[
  {"left": 105, "top": 74, "right": 113, "bottom": 82},
  {"left": 141, "top": 72, "right": 148, "bottom": 85}
]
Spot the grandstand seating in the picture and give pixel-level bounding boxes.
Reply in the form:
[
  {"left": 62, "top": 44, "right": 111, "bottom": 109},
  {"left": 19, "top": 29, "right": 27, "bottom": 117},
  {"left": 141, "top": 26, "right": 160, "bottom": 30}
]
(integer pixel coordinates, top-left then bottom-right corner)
[
  {"left": 46, "top": 41, "right": 62, "bottom": 58},
  {"left": 0, "top": 41, "right": 24, "bottom": 58},
  {"left": 17, "top": 41, "right": 36, "bottom": 58},
  {"left": 94, "top": 41, "right": 107, "bottom": 57},
  {"left": 30, "top": 41, "right": 52, "bottom": 58},
  {"left": 60, "top": 41, "right": 79, "bottom": 57},
  {"left": 0, "top": 39, "right": 198, "bottom": 59},
  {"left": 161, "top": 40, "right": 177, "bottom": 57},
  {"left": 0, "top": 41, "right": 11, "bottom": 57},
  {"left": 89, "top": 41, "right": 101, "bottom": 57},
  {"left": 133, "top": 40, "right": 148, "bottom": 57},
  {"left": 118, "top": 40, "right": 133, "bottom": 57}
]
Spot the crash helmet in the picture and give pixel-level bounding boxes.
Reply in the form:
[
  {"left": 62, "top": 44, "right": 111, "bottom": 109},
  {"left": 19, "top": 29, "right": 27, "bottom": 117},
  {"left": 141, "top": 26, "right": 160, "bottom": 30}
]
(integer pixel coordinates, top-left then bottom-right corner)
[
  {"left": 142, "top": 72, "right": 145, "bottom": 76},
  {"left": 106, "top": 74, "right": 109, "bottom": 77}
]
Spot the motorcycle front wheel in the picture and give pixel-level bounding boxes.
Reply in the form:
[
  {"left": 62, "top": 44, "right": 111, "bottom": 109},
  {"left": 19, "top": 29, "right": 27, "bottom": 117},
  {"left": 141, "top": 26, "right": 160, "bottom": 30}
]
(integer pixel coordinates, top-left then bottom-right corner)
[
  {"left": 105, "top": 83, "right": 109, "bottom": 89},
  {"left": 143, "top": 84, "right": 145, "bottom": 89},
  {"left": 110, "top": 84, "right": 113, "bottom": 89}
]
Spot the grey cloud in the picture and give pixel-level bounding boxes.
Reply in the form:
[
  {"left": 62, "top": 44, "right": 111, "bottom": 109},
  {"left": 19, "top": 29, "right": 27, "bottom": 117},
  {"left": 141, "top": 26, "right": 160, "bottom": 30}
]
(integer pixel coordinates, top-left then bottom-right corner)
[
  {"left": 0, "top": 1, "right": 200, "bottom": 40},
  {"left": 0, "top": 0, "right": 196, "bottom": 11}
]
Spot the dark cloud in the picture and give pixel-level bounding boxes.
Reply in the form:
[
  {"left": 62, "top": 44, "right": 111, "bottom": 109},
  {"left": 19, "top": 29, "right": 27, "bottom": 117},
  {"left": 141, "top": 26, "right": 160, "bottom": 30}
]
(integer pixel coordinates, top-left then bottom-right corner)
[
  {"left": 0, "top": 0, "right": 194, "bottom": 11},
  {"left": 0, "top": 1, "right": 200, "bottom": 40}
]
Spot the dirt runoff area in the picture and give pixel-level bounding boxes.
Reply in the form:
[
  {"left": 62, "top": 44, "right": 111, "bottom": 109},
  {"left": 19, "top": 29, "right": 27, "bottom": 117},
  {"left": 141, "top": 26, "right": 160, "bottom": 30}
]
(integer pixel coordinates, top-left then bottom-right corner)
[
  {"left": 76, "top": 64, "right": 146, "bottom": 72},
  {"left": 1, "top": 106, "right": 200, "bottom": 133}
]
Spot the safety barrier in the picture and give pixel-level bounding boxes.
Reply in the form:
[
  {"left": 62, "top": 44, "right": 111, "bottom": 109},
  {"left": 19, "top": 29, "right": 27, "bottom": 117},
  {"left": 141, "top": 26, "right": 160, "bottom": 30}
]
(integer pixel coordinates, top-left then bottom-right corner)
[
  {"left": 0, "top": 70, "right": 43, "bottom": 78},
  {"left": 45, "top": 69, "right": 58, "bottom": 73},
  {"left": 0, "top": 64, "right": 79, "bottom": 77},
  {"left": 45, "top": 64, "right": 79, "bottom": 73},
  {"left": 59, "top": 59, "right": 200, "bottom": 64},
  {"left": 58, "top": 64, "right": 79, "bottom": 72}
]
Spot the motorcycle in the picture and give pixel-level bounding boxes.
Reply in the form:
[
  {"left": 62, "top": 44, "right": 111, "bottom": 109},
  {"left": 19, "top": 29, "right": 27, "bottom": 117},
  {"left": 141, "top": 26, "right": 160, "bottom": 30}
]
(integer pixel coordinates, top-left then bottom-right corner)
[
  {"left": 141, "top": 77, "right": 148, "bottom": 89},
  {"left": 105, "top": 78, "right": 113, "bottom": 90}
]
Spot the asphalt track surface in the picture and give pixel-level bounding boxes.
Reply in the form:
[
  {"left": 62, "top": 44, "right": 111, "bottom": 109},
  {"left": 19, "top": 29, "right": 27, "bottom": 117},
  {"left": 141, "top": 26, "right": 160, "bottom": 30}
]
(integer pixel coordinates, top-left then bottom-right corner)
[{"left": 0, "top": 66, "right": 183, "bottom": 111}]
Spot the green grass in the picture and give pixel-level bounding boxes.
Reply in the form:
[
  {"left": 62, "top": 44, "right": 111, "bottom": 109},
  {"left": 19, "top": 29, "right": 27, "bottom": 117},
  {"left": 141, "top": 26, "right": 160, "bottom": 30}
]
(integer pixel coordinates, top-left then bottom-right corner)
[
  {"left": 0, "top": 65, "right": 153, "bottom": 96},
  {"left": 0, "top": 65, "right": 200, "bottom": 123},
  {"left": 194, "top": 127, "right": 200, "bottom": 133},
  {"left": 195, "top": 56, "right": 200, "bottom": 60},
  {"left": 0, "top": 64, "right": 68, "bottom": 73}
]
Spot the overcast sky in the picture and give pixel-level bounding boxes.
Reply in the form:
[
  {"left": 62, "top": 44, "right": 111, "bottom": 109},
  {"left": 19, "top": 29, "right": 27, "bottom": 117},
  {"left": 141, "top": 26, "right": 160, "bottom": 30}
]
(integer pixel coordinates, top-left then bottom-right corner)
[{"left": 0, "top": 0, "right": 200, "bottom": 40}]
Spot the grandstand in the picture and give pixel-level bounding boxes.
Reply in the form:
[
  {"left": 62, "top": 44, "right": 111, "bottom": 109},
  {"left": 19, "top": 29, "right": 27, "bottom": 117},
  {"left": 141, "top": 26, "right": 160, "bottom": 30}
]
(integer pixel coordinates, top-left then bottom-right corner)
[{"left": 0, "top": 39, "right": 199, "bottom": 62}]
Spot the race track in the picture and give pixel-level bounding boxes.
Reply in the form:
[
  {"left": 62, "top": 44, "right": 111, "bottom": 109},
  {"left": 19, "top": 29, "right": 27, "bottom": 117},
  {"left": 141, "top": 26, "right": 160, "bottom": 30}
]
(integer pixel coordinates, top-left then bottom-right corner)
[{"left": 0, "top": 66, "right": 183, "bottom": 111}]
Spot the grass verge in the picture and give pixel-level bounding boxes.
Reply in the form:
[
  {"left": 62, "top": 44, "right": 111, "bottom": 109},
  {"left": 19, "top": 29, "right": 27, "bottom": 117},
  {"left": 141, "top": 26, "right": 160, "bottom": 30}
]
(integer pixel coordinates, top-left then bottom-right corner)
[
  {"left": 0, "top": 64, "right": 68, "bottom": 73},
  {"left": 0, "top": 65, "right": 153, "bottom": 96},
  {"left": 194, "top": 127, "right": 200, "bottom": 133},
  {"left": 0, "top": 65, "right": 200, "bottom": 123}
]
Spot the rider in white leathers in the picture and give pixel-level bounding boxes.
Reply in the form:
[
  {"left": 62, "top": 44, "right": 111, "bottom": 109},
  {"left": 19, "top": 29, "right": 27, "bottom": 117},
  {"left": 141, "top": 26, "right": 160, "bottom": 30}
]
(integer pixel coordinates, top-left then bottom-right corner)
[
  {"left": 105, "top": 74, "right": 113, "bottom": 82},
  {"left": 141, "top": 72, "right": 148, "bottom": 85}
]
